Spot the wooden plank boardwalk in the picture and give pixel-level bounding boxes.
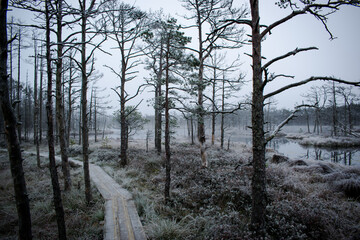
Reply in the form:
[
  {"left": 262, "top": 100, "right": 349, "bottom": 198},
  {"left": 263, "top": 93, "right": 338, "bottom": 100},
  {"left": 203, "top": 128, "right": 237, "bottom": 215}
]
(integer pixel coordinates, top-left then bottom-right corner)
[{"left": 26, "top": 151, "right": 147, "bottom": 240}]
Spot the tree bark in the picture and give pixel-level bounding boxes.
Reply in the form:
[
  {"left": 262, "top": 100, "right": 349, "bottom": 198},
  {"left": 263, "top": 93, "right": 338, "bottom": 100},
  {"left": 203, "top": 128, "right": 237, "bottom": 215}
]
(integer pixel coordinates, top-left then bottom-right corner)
[
  {"left": 17, "top": 29, "right": 21, "bottom": 143},
  {"left": 332, "top": 82, "right": 338, "bottom": 136},
  {"left": 55, "top": 0, "right": 71, "bottom": 190},
  {"left": 80, "top": 0, "right": 92, "bottom": 204},
  {"left": 45, "top": 0, "right": 67, "bottom": 238},
  {"left": 155, "top": 46, "right": 163, "bottom": 155},
  {"left": 0, "top": 1, "right": 32, "bottom": 238},
  {"left": 211, "top": 63, "right": 216, "bottom": 146},
  {"left": 220, "top": 73, "right": 225, "bottom": 149},
  {"left": 197, "top": 12, "right": 207, "bottom": 168},
  {"left": 250, "top": 0, "right": 267, "bottom": 237},
  {"left": 33, "top": 37, "right": 40, "bottom": 167},
  {"left": 39, "top": 44, "right": 44, "bottom": 144},
  {"left": 164, "top": 38, "right": 171, "bottom": 203}
]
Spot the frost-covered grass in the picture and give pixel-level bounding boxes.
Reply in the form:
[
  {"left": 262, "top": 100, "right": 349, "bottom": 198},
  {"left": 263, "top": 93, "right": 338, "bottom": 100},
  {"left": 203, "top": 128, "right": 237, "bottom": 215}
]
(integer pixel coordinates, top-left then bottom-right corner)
[
  {"left": 286, "top": 133, "right": 360, "bottom": 148},
  {"left": 93, "top": 142, "right": 360, "bottom": 239},
  {"left": 0, "top": 151, "right": 104, "bottom": 239}
]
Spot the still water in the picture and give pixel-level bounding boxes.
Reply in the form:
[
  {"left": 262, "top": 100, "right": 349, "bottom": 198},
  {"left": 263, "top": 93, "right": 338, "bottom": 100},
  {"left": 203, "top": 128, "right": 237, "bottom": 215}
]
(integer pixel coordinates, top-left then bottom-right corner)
[
  {"left": 268, "top": 138, "right": 360, "bottom": 166},
  {"left": 232, "top": 136, "right": 360, "bottom": 166}
]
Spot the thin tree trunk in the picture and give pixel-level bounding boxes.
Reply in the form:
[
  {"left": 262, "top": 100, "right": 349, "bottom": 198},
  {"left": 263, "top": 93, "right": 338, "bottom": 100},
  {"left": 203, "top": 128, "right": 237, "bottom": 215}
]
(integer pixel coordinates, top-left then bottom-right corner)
[
  {"left": 33, "top": 37, "right": 40, "bottom": 167},
  {"left": 250, "top": 0, "right": 267, "bottom": 236},
  {"left": 211, "top": 64, "right": 216, "bottom": 145},
  {"left": 45, "top": 0, "right": 67, "bottom": 238},
  {"left": 120, "top": 38, "right": 127, "bottom": 166},
  {"left": 197, "top": 14, "right": 207, "bottom": 168},
  {"left": 94, "top": 93, "right": 97, "bottom": 142},
  {"left": 17, "top": 29, "right": 21, "bottom": 143},
  {"left": 0, "top": 1, "right": 32, "bottom": 238},
  {"left": 39, "top": 44, "right": 44, "bottom": 144},
  {"left": 66, "top": 57, "right": 73, "bottom": 147},
  {"left": 9, "top": 18, "right": 13, "bottom": 102},
  {"left": 332, "top": 82, "right": 338, "bottom": 136},
  {"left": 55, "top": 0, "right": 71, "bottom": 190},
  {"left": 220, "top": 73, "right": 225, "bottom": 149},
  {"left": 81, "top": 0, "right": 92, "bottom": 204},
  {"left": 164, "top": 39, "right": 171, "bottom": 203},
  {"left": 155, "top": 42, "right": 163, "bottom": 155}
]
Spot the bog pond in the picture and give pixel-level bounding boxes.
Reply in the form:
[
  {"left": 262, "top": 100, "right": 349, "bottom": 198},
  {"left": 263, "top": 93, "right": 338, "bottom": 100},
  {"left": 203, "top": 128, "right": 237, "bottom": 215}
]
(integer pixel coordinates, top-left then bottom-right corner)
[{"left": 232, "top": 135, "right": 360, "bottom": 166}]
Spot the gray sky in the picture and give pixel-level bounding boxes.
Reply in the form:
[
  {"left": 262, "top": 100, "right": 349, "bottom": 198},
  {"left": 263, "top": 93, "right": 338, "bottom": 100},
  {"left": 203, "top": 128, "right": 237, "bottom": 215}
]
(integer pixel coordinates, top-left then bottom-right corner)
[
  {"left": 103, "top": 0, "right": 360, "bottom": 114},
  {"left": 9, "top": 0, "right": 360, "bottom": 115}
]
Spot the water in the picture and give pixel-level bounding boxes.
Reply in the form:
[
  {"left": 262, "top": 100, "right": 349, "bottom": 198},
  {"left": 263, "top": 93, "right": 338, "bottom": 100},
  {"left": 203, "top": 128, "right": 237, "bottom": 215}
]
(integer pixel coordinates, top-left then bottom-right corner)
[{"left": 267, "top": 138, "right": 360, "bottom": 166}]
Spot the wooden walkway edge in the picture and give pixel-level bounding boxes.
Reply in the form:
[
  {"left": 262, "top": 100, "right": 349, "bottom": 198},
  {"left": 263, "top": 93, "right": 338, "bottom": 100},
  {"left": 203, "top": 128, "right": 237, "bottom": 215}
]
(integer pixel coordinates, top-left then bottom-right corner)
[{"left": 25, "top": 151, "right": 147, "bottom": 240}]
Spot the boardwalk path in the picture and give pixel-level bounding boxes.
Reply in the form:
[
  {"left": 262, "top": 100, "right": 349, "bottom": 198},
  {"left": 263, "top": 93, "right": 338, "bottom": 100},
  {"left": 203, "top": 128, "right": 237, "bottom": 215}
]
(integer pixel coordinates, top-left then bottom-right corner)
[{"left": 31, "top": 152, "right": 147, "bottom": 240}]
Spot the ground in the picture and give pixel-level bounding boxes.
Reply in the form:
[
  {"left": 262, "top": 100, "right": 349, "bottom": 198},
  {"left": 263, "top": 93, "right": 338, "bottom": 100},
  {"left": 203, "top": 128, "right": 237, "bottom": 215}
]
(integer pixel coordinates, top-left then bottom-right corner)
[
  {"left": 1, "top": 137, "right": 360, "bottom": 239},
  {"left": 0, "top": 148, "right": 104, "bottom": 240},
  {"left": 86, "top": 138, "right": 360, "bottom": 239}
]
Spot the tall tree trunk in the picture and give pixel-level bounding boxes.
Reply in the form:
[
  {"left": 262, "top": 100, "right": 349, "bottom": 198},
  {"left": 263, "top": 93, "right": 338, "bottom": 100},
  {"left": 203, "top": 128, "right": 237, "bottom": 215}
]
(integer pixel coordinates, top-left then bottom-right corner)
[
  {"left": 39, "top": 44, "right": 44, "bottom": 144},
  {"left": 332, "top": 82, "right": 338, "bottom": 136},
  {"left": 164, "top": 39, "right": 171, "bottom": 203},
  {"left": 197, "top": 14, "right": 207, "bottom": 168},
  {"left": 17, "top": 29, "right": 21, "bottom": 143},
  {"left": 33, "top": 37, "right": 40, "bottom": 167},
  {"left": 45, "top": 0, "right": 67, "bottom": 238},
  {"left": 250, "top": 0, "right": 267, "bottom": 237},
  {"left": 94, "top": 93, "right": 97, "bottom": 142},
  {"left": 220, "top": 73, "right": 225, "bottom": 149},
  {"left": 9, "top": 18, "right": 13, "bottom": 102},
  {"left": 120, "top": 42, "right": 127, "bottom": 167},
  {"left": 81, "top": 0, "right": 92, "bottom": 204},
  {"left": 0, "top": 1, "right": 33, "bottom": 238},
  {"left": 211, "top": 65, "right": 216, "bottom": 146},
  {"left": 190, "top": 115, "right": 194, "bottom": 145},
  {"left": 155, "top": 42, "right": 163, "bottom": 155},
  {"left": 55, "top": 0, "right": 71, "bottom": 191},
  {"left": 66, "top": 57, "right": 73, "bottom": 147}
]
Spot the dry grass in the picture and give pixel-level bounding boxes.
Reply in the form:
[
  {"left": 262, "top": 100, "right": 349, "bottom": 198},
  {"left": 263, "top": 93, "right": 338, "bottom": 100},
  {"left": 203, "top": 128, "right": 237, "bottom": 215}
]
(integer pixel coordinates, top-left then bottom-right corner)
[
  {"left": 92, "top": 141, "right": 360, "bottom": 239},
  {"left": 0, "top": 150, "right": 104, "bottom": 239}
]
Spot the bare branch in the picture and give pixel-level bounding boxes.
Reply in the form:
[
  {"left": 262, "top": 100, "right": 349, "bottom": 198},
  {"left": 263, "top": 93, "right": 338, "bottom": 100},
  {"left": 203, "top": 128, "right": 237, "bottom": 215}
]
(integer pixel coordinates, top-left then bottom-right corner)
[
  {"left": 264, "top": 76, "right": 360, "bottom": 100},
  {"left": 262, "top": 47, "right": 318, "bottom": 70}
]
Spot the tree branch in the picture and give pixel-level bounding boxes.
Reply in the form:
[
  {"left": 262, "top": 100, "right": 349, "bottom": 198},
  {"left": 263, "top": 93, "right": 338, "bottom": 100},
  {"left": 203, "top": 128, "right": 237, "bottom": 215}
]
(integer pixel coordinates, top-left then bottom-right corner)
[
  {"left": 262, "top": 47, "right": 318, "bottom": 70},
  {"left": 264, "top": 76, "right": 360, "bottom": 100}
]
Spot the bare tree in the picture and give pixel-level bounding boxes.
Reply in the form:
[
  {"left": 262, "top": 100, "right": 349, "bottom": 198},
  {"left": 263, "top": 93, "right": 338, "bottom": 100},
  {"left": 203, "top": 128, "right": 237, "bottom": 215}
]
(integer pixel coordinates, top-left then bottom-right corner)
[
  {"left": 180, "top": 0, "right": 244, "bottom": 167},
  {"left": 53, "top": 0, "right": 72, "bottom": 190},
  {"left": 0, "top": 0, "right": 32, "bottom": 238},
  {"left": 303, "top": 86, "right": 327, "bottom": 135},
  {"left": 337, "top": 86, "right": 358, "bottom": 136},
  {"left": 45, "top": 0, "right": 67, "bottom": 238},
  {"left": 221, "top": 0, "right": 360, "bottom": 236},
  {"left": 100, "top": 0, "right": 147, "bottom": 166},
  {"left": 32, "top": 34, "right": 41, "bottom": 167}
]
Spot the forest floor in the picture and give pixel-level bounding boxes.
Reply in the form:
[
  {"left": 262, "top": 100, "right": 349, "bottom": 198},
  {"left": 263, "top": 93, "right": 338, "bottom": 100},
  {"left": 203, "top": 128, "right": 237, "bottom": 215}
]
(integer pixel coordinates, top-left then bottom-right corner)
[
  {"left": 0, "top": 148, "right": 104, "bottom": 239},
  {"left": 1, "top": 136, "right": 360, "bottom": 239},
  {"left": 73, "top": 138, "right": 360, "bottom": 239}
]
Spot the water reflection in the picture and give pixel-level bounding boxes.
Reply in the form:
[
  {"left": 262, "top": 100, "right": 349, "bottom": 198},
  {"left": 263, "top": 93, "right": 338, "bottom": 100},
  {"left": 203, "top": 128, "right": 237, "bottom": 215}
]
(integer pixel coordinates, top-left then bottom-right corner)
[{"left": 268, "top": 138, "right": 359, "bottom": 166}]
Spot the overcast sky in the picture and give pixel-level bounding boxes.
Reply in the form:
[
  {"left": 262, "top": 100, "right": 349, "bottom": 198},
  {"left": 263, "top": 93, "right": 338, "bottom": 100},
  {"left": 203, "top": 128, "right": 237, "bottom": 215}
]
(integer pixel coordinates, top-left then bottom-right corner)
[{"left": 9, "top": 0, "right": 360, "bottom": 115}]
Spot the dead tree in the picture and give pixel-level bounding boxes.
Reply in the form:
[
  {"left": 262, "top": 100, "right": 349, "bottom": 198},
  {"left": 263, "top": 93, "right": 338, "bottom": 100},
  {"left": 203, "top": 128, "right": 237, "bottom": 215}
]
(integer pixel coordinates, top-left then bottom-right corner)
[
  {"left": 54, "top": 0, "right": 71, "bottom": 190},
  {"left": 221, "top": 0, "right": 360, "bottom": 236},
  {"left": 0, "top": 0, "right": 32, "bottom": 238},
  {"left": 180, "top": 0, "right": 244, "bottom": 167},
  {"left": 100, "top": 1, "right": 147, "bottom": 166},
  {"left": 45, "top": 0, "right": 67, "bottom": 238},
  {"left": 32, "top": 34, "right": 40, "bottom": 167}
]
